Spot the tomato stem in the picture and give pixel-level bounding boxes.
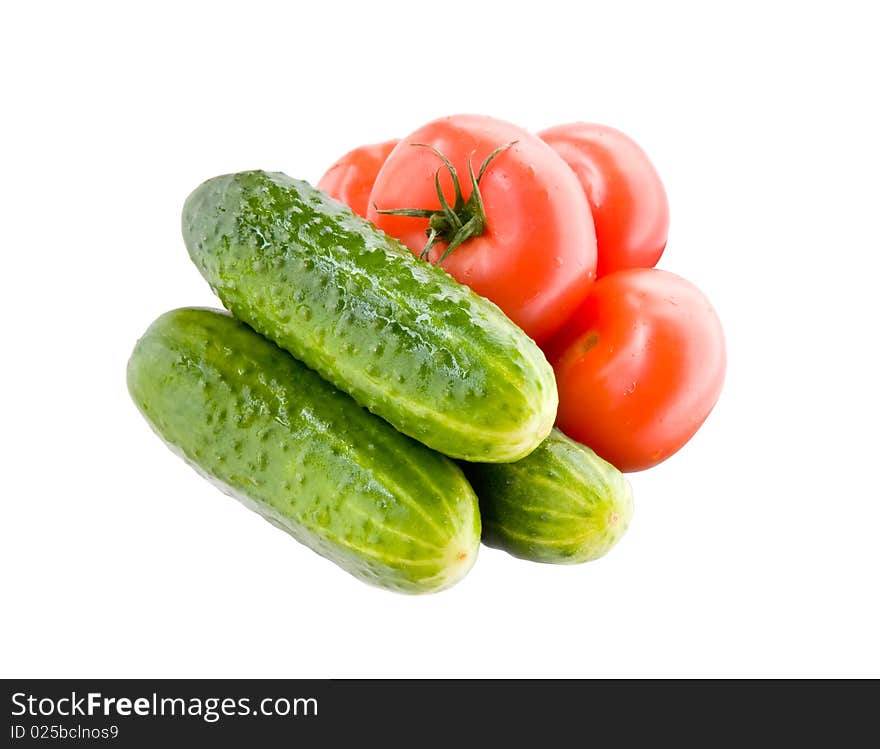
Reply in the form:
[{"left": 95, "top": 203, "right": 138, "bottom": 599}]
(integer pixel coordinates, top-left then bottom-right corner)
[{"left": 376, "top": 141, "right": 517, "bottom": 264}]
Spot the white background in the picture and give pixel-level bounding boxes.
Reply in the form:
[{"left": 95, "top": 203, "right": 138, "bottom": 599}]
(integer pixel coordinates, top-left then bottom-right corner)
[{"left": 2, "top": 1, "right": 878, "bottom": 678}]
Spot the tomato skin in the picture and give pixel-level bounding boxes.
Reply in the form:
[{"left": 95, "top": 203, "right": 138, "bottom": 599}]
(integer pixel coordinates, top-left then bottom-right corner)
[
  {"left": 317, "top": 139, "right": 399, "bottom": 217},
  {"left": 547, "top": 269, "right": 725, "bottom": 472},
  {"left": 539, "top": 123, "right": 669, "bottom": 278},
  {"left": 367, "top": 114, "right": 597, "bottom": 344}
]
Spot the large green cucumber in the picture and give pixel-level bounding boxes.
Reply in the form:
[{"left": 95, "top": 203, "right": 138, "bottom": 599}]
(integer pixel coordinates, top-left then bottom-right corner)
[
  {"left": 182, "top": 170, "right": 556, "bottom": 463},
  {"left": 127, "top": 308, "right": 480, "bottom": 594},
  {"left": 464, "top": 429, "right": 633, "bottom": 564}
]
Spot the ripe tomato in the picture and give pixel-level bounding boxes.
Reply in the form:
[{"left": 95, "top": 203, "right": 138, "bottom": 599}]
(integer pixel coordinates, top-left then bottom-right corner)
[
  {"left": 539, "top": 123, "right": 669, "bottom": 278},
  {"left": 317, "top": 139, "right": 399, "bottom": 217},
  {"left": 546, "top": 269, "right": 725, "bottom": 472},
  {"left": 367, "top": 114, "right": 597, "bottom": 344}
]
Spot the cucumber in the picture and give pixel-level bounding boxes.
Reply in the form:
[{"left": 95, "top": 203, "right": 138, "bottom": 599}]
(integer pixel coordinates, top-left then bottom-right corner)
[
  {"left": 127, "top": 308, "right": 480, "bottom": 594},
  {"left": 463, "top": 429, "right": 633, "bottom": 564},
  {"left": 182, "top": 170, "right": 556, "bottom": 463}
]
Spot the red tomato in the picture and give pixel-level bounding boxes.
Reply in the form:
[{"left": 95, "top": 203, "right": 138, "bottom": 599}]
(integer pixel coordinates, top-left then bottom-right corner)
[
  {"left": 546, "top": 269, "right": 725, "bottom": 472},
  {"left": 367, "top": 114, "right": 597, "bottom": 344},
  {"left": 317, "top": 139, "right": 399, "bottom": 217},
  {"left": 539, "top": 123, "right": 669, "bottom": 278}
]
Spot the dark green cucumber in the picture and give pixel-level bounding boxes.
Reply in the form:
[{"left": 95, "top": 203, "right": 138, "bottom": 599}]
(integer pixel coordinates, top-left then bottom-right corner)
[
  {"left": 127, "top": 308, "right": 480, "bottom": 593},
  {"left": 182, "top": 170, "right": 556, "bottom": 462},
  {"left": 464, "top": 429, "right": 633, "bottom": 564}
]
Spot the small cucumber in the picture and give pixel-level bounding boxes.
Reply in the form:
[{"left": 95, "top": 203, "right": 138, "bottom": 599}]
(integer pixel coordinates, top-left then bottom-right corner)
[
  {"left": 127, "top": 308, "right": 480, "bottom": 594},
  {"left": 182, "top": 171, "right": 556, "bottom": 463},
  {"left": 464, "top": 429, "right": 633, "bottom": 564}
]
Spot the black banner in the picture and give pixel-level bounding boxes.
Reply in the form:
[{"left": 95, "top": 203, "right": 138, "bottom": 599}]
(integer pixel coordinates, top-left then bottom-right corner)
[{"left": 3, "top": 679, "right": 877, "bottom": 745}]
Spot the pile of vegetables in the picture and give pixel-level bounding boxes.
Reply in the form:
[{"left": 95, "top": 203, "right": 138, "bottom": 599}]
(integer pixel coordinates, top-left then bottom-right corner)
[{"left": 128, "top": 114, "right": 725, "bottom": 593}]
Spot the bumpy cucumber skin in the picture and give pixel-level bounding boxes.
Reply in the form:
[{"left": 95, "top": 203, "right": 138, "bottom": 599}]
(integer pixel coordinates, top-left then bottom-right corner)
[
  {"left": 127, "top": 308, "right": 480, "bottom": 594},
  {"left": 464, "top": 429, "right": 633, "bottom": 564},
  {"left": 182, "top": 171, "right": 557, "bottom": 463}
]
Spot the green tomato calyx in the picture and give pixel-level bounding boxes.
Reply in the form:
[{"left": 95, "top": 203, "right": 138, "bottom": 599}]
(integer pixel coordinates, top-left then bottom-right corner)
[{"left": 375, "top": 141, "right": 516, "bottom": 264}]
